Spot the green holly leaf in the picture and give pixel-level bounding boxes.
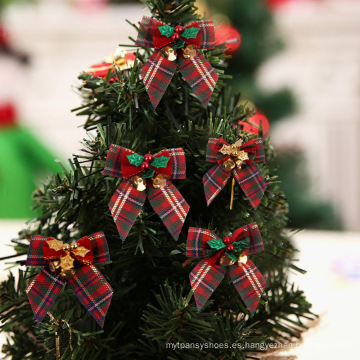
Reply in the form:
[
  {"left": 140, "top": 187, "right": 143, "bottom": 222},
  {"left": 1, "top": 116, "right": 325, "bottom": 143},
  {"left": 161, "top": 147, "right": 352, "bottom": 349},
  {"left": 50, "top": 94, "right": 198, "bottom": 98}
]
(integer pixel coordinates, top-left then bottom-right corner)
[
  {"left": 151, "top": 156, "right": 170, "bottom": 169},
  {"left": 233, "top": 238, "right": 250, "bottom": 253},
  {"left": 127, "top": 153, "right": 144, "bottom": 167},
  {"left": 207, "top": 238, "right": 226, "bottom": 251},
  {"left": 227, "top": 252, "right": 238, "bottom": 262},
  {"left": 141, "top": 169, "right": 155, "bottom": 179},
  {"left": 181, "top": 27, "right": 200, "bottom": 40},
  {"left": 172, "top": 39, "right": 186, "bottom": 49},
  {"left": 158, "top": 25, "right": 174, "bottom": 38}
]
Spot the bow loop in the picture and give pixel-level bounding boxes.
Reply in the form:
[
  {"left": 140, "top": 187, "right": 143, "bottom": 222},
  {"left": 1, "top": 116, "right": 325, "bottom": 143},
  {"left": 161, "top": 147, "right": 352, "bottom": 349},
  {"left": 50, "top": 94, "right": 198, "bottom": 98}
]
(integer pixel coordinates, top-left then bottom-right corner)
[{"left": 186, "top": 224, "right": 265, "bottom": 313}]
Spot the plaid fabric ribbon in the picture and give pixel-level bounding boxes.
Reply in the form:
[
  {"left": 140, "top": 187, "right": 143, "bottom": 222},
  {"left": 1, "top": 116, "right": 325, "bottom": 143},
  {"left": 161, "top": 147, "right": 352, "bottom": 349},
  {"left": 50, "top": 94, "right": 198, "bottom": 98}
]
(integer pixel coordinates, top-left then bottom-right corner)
[
  {"left": 186, "top": 223, "right": 265, "bottom": 314},
  {"left": 102, "top": 144, "right": 189, "bottom": 241},
  {"left": 135, "top": 16, "right": 218, "bottom": 108},
  {"left": 26, "top": 232, "right": 113, "bottom": 328},
  {"left": 203, "top": 137, "right": 267, "bottom": 209}
]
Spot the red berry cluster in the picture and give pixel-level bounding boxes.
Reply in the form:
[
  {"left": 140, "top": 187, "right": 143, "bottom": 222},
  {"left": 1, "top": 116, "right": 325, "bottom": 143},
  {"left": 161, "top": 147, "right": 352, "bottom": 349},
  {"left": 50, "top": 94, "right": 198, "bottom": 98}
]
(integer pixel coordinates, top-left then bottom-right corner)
[
  {"left": 141, "top": 153, "right": 154, "bottom": 171},
  {"left": 172, "top": 24, "right": 184, "bottom": 42},
  {"left": 223, "top": 236, "right": 234, "bottom": 252}
]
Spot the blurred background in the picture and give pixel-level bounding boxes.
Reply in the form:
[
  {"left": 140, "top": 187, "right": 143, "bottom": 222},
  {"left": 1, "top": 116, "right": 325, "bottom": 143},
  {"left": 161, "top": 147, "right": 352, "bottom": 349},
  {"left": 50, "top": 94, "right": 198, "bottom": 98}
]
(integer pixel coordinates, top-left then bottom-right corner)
[{"left": 0, "top": 0, "right": 359, "bottom": 358}]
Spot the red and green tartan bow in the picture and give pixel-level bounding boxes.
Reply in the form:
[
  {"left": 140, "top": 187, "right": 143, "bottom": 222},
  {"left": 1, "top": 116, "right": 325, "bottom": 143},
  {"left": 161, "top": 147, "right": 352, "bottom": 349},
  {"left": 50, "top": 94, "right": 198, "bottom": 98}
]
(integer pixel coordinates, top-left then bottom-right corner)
[
  {"left": 102, "top": 144, "right": 189, "bottom": 241},
  {"left": 26, "top": 232, "right": 113, "bottom": 328},
  {"left": 186, "top": 223, "right": 266, "bottom": 314},
  {"left": 135, "top": 16, "right": 218, "bottom": 108},
  {"left": 203, "top": 137, "right": 267, "bottom": 209}
]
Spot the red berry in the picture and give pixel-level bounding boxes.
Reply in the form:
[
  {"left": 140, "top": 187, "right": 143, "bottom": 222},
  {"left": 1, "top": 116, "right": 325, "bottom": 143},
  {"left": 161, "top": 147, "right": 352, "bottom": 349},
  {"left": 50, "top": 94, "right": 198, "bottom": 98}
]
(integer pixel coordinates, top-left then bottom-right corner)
[
  {"left": 223, "top": 236, "right": 230, "bottom": 245},
  {"left": 175, "top": 24, "right": 184, "bottom": 34},
  {"left": 141, "top": 161, "right": 149, "bottom": 170},
  {"left": 227, "top": 244, "right": 234, "bottom": 252},
  {"left": 172, "top": 32, "right": 180, "bottom": 41},
  {"left": 144, "top": 153, "right": 154, "bottom": 163}
]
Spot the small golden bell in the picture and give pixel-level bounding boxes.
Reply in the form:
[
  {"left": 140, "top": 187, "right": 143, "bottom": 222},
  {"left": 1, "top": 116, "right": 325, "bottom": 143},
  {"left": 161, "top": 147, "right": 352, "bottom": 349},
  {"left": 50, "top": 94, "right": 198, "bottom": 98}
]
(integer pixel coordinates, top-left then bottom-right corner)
[
  {"left": 152, "top": 174, "right": 167, "bottom": 189},
  {"left": 232, "top": 150, "right": 239, "bottom": 157},
  {"left": 49, "top": 260, "right": 61, "bottom": 274},
  {"left": 63, "top": 243, "right": 70, "bottom": 251},
  {"left": 71, "top": 242, "right": 78, "bottom": 250},
  {"left": 237, "top": 254, "right": 248, "bottom": 266},
  {"left": 162, "top": 46, "right": 177, "bottom": 62},
  {"left": 183, "top": 44, "right": 197, "bottom": 59},
  {"left": 219, "top": 254, "right": 236, "bottom": 266},
  {"left": 223, "top": 158, "right": 236, "bottom": 172},
  {"left": 132, "top": 176, "right": 147, "bottom": 192}
]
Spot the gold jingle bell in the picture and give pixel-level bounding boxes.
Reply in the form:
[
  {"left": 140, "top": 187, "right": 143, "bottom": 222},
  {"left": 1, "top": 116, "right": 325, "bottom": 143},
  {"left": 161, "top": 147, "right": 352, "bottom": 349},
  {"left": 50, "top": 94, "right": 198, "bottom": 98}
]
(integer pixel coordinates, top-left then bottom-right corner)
[
  {"left": 60, "top": 269, "right": 76, "bottom": 280},
  {"left": 219, "top": 253, "right": 236, "bottom": 267},
  {"left": 162, "top": 46, "right": 177, "bottom": 62},
  {"left": 237, "top": 253, "right": 248, "bottom": 266},
  {"left": 49, "top": 260, "right": 61, "bottom": 274},
  {"left": 132, "top": 176, "right": 147, "bottom": 192},
  {"left": 183, "top": 44, "right": 197, "bottom": 59},
  {"left": 152, "top": 174, "right": 167, "bottom": 189},
  {"left": 223, "top": 158, "right": 236, "bottom": 172}
]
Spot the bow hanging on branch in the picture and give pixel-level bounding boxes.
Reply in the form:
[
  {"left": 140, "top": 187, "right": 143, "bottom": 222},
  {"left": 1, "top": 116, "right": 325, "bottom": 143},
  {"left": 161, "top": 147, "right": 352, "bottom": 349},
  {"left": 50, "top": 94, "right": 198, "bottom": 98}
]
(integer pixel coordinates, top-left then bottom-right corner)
[
  {"left": 203, "top": 137, "right": 268, "bottom": 210},
  {"left": 102, "top": 144, "right": 189, "bottom": 241},
  {"left": 26, "top": 232, "right": 113, "bottom": 328},
  {"left": 186, "top": 223, "right": 266, "bottom": 314},
  {"left": 135, "top": 16, "right": 218, "bottom": 108}
]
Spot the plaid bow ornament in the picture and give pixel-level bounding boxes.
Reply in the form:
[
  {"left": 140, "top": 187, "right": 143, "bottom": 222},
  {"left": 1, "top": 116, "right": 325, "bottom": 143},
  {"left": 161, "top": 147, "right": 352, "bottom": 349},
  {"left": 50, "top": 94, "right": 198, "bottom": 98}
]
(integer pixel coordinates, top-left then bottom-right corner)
[
  {"left": 102, "top": 144, "right": 189, "bottom": 241},
  {"left": 135, "top": 16, "right": 218, "bottom": 108},
  {"left": 25, "top": 232, "right": 113, "bottom": 328},
  {"left": 186, "top": 223, "right": 266, "bottom": 314},
  {"left": 203, "top": 137, "right": 268, "bottom": 210}
]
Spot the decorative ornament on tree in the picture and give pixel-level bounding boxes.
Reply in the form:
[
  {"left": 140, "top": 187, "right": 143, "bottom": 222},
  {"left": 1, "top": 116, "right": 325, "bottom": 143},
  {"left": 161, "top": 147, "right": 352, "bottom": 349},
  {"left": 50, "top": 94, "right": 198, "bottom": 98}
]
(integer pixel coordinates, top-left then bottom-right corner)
[
  {"left": 84, "top": 46, "right": 135, "bottom": 80},
  {"left": 135, "top": 16, "right": 218, "bottom": 108},
  {"left": 214, "top": 22, "right": 242, "bottom": 56},
  {"left": 186, "top": 223, "right": 266, "bottom": 314},
  {"left": 102, "top": 145, "right": 189, "bottom": 241},
  {"left": 25, "top": 232, "right": 113, "bottom": 328},
  {"left": 238, "top": 110, "right": 270, "bottom": 137},
  {"left": 203, "top": 137, "right": 267, "bottom": 209}
]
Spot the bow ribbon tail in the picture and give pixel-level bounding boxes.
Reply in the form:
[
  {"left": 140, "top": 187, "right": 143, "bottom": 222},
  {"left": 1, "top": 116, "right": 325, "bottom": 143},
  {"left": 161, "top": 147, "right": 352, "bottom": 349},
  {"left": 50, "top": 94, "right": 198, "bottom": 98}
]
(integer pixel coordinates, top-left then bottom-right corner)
[
  {"left": 203, "top": 164, "right": 231, "bottom": 206},
  {"left": 140, "top": 50, "right": 177, "bottom": 108},
  {"left": 147, "top": 181, "right": 189, "bottom": 240},
  {"left": 178, "top": 52, "right": 218, "bottom": 107},
  {"left": 86, "top": 232, "right": 111, "bottom": 264},
  {"left": 109, "top": 181, "right": 146, "bottom": 241},
  {"left": 26, "top": 235, "right": 51, "bottom": 267},
  {"left": 240, "top": 138, "right": 265, "bottom": 162},
  {"left": 190, "top": 259, "right": 226, "bottom": 310},
  {"left": 26, "top": 269, "right": 66, "bottom": 324},
  {"left": 233, "top": 164, "right": 267, "bottom": 210},
  {"left": 228, "top": 260, "right": 266, "bottom": 315},
  {"left": 67, "top": 265, "right": 113, "bottom": 328}
]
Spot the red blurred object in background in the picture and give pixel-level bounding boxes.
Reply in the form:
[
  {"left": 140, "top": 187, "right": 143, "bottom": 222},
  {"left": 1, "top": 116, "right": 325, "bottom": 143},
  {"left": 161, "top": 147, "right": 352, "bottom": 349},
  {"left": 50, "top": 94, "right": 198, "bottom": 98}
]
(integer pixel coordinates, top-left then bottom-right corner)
[
  {"left": 0, "top": 103, "right": 17, "bottom": 128},
  {"left": 215, "top": 23, "right": 242, "bottom": 56},
  {"left": 266, "top": 0, "right": 291, "bottom": 9},
  {"left": 0, "top": 25, "right": 10, "bottom": 48},
  {"left": 238, "top": 111, "right": 270, "bottom": 137}
]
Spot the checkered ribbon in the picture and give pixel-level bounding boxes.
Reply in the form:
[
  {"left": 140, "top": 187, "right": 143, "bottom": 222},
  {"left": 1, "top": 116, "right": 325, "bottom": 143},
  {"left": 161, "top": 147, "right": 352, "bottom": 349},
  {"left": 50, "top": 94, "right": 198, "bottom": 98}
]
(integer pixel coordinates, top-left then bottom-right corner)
[
  {"left": 203, "top": 138, "right": 267, "bottom": 209},
  {"left": 25, "top": 232, "right": 113, "bottom": 328},
  {"left": 135, "top": 16, "right": 218, "bottom": 108},
  {"left": 102, "top": 144, "right": 189, "bottom": 241},
  {"left": 186, "top": 223, "right": 266, "bottom": 314}
]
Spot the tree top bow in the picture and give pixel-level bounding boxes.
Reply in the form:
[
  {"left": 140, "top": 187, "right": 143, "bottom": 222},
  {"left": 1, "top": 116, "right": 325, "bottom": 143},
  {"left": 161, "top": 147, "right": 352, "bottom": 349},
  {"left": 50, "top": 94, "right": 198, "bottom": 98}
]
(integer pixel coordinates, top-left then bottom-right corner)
[
  {"left": 203, "top": 137, "right": 268, "bottom": 209},
  {"left": 26, "top": 232, "right": 113, "bottom": 328},
  {"left": 135, "top": 16, "right": 218, "bottom": 108},
  {"left": 186, "top": 223, "right": 266, "bottom": 314},
  {"left": 102, "top": 144, "right": 189, "bottom": 241}
]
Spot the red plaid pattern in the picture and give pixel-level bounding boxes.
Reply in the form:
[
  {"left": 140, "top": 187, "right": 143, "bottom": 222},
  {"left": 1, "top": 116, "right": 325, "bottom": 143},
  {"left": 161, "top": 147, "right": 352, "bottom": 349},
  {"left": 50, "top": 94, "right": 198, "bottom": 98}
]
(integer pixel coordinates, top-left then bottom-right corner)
[
  {"left": 26, "top": 269, "right": 66, "bottom": 324},
  {"left": 109, "top": 181, "right": 147, "bottom": 241},
  {"left": 189, "top": 259, "right": 226, "bottom": 311},
  {"left": 186, "top": 224, "right": 265, "bottom": 313},
  {"left": 67, "top": 265, "right": 113, "bottom": 328},
  {"left": 135, "top": 16, "right": 158, "bottom": 48},
  {"left": 140, "top": 50, "right": 177, "bottom": 109},
  {"left": 102, "top": 144, "right": 126, "bottom": 178},
  {"left": 233, "top": 164, "right": 267, "bottom": 210},
  {"left": 26, "top": 233, "right": 113, "bottom": 327},
  {"left": 166, "top": 148, "right": 186, "bottom": 179},
  {"left": 203, "top": 164, "right": 231, "bottom": 206},
  {"left": 228, "top": 260, "right": 266, "bottom": 315},
  {"left": 203, "top": 137, "right": 267, "bottom": 209},
  {"left": 178, "top": 53, "right": 218, "bottom": 106},
  {"left": 196, "top": 20, "right": 216, "bottom": 49},
  {"left": 148, "top": 182, "right": 189, "bottom": 240}
]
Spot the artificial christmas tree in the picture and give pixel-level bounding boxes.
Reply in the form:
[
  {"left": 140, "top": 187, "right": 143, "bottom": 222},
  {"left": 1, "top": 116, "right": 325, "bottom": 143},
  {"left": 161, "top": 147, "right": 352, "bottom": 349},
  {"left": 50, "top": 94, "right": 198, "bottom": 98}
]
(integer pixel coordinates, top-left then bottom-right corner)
[{"left": 0, "top": 1, "right": 314, "bottom": 359}]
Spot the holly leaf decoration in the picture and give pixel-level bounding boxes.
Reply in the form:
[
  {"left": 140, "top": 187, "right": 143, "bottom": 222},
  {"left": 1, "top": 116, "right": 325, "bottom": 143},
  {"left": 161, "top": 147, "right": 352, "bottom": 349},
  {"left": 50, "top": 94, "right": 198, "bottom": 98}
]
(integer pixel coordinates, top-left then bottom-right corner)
[
  {"left": 127, "top": 153, "right": 144, "bottom": 167},
  {"left": 151, "top": 156, "right": 170, "bottom": 169},
  {"left": 227, "top": 252, "right": 238, "bottom": 263},
  {"left": 141, "top": 169, "right": 155, "bottom": 179},
  {"left": 207, "top": 238, "right": 226, "bottom": 251},
  {"left": 182, "top": 27, "right": 200, "bottom": 40},
  {"left": 233, "top": 238, "right": 250, "bottom": 253},
  {"left": 158, "top": 25, "right": 174, "bottom": 38},
  {"left": 172, "top": 39, "right": 186, "bottom": 49}
]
